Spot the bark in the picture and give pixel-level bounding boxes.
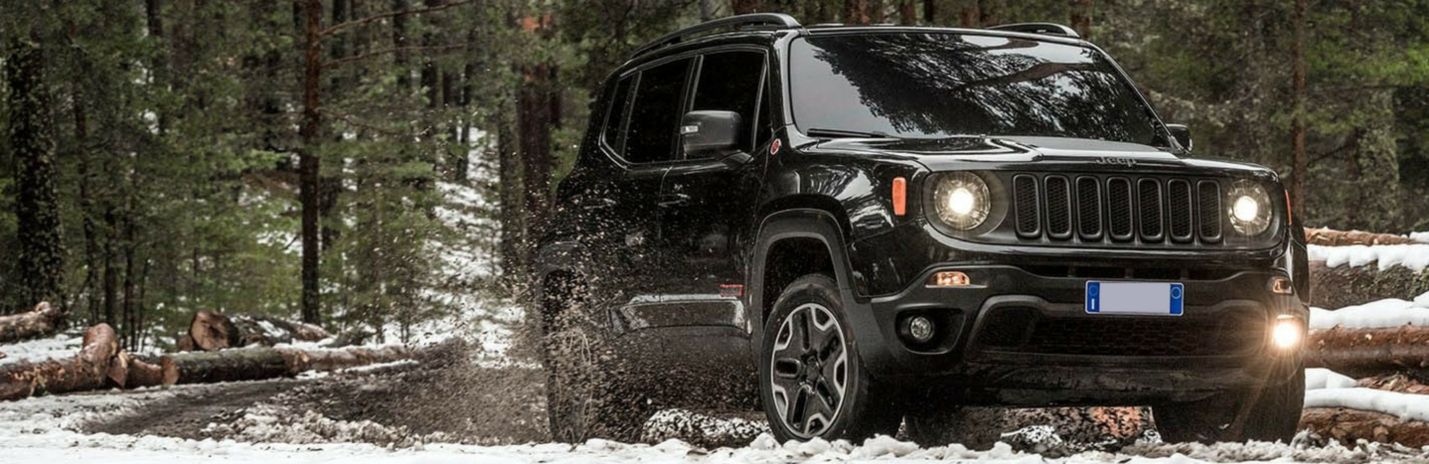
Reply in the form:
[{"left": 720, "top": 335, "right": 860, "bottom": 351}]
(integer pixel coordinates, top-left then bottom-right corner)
[
  {"left": 6, "top": 36, "right": 65, "bottom": 307},
  {"left": 1300, "top": 407, "right": 1429, "bottom": 448},
  {"left": 0, "top": 302, "right": 65, "bottom": 343},
  {"left": 1309, "top": 261, "right": 1429, "bottom": 309},
  {"left": 176, "top": 334, "right": 196, "bottom": 352},
  {"left": 299, "top": 0, "right": 325, "bottom": 325},
  {"left": 898, "top": 0, "right": 917, "bottom": 24},
  {"left": 1305, "top": 325, "right": 1429, "bottom": 377},
  {"left": 159, "top": 344, "right": 412, "bottom": 385},
  {"left": 730, "top": 0, "right": 763, "bottom": 15},
  {"left": 1, "top": 324, "right": 118, "bottom": 402},
  {"left": 844, "top": 0, "right": 873, "bottom": 24},
  {"left": 956, "top": 0, "right": 980, "bottom": 27},
  {"left": 1304, "top": 227, "right": 1418, "bottom": 246},
  {"left": 188, "top": 310, "right": 331, "bottom": 351},
  {"left": 1357, "top": 373, "right": 1429, "bottom": 395},
  {"left": 1069, "top": 0, "right": 1092, "bottom": 39},
  {"left": 1290, "top": 0, "right": 1307, "bottom": 215},
  {"left": 517, "top": 14, "right": 558, "bottom": 267}
]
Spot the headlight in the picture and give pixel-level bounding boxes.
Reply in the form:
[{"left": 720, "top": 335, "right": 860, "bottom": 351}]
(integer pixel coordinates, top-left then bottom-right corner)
[
  {"left": 1227, "top": 180, "right": 1272, "bottom": 236},
  {"left": 933, "top": 172, "right": 990, "bottom": 230}
]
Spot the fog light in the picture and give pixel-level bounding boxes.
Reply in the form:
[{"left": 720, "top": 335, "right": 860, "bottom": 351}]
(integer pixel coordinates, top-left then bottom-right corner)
[
  {"left": 1271, "top": 317, "right": 1303, "bottom": 350},
  {"left": 1269, "top": 276, "right": 1293, "bottom": 295},
  {"left": 907, "top": 316, "right": 935, "bottom": 343},
  {"left": 929, "top": 271, "right": 971, "bottom": 287}
]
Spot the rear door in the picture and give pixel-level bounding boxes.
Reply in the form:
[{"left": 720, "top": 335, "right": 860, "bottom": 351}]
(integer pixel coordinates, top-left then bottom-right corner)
[{"left": 645, "top": 49, "right": 772, "bottom": 333}]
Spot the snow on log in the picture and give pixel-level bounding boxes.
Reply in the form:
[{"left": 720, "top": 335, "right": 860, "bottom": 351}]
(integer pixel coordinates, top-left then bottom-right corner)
[
  {"left": 0, "top": 302, "right": 65, "bottom": 344},
  {"left": 1310, "top": 297, "right": 1429, "bottom": 330},
  {"left": 1305, "top": 227, "right": 1419, "bottom": 246},
  {"left": 1309, "top": 261, "right": 1429, "bottom": 309},
  {"left": 1300, "top": 407, "right": 1429, "bottom": 448},
  {"left": 160, "top": 344, "right": 413, "bottom": 385},
  {"left": 188, "top": 310, "right": 331, "bottom": 351},
  {"left": 0, "top": 324, "right": 117, "bottom": 401}
]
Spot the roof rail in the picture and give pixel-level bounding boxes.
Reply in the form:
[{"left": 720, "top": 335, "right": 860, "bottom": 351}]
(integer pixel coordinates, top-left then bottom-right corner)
[
  {"left": 987, "top": 22, "right": 1080, "bottom": 39},
  {"left": 629, "top": 13, "right": 802, "bottom": 59}
]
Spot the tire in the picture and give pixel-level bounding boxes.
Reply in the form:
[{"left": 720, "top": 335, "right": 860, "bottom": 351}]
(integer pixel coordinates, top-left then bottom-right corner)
[
  {"left": 544, "top": 306, "right": 653, "bottom": 443},
  {"left": 758, "top": 273, "right": 901, "bottom": 442},
  {"left": 1153, "top": 368, "right": 1305, "bottom": 443}
]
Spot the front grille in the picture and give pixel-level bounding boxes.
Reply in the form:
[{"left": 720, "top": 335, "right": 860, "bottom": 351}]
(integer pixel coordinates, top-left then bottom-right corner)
[
  {"left": 1011, "top": 174, "right": 1225, "bottom": 247},
  {"left": 978, "top": 308, "right": 1264, "bottom": 357}
]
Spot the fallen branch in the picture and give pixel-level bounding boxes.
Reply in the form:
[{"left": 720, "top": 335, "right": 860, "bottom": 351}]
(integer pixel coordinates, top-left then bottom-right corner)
[
  {"left": 1309, "top": 261, "right": 1429, "bottom": 309},
  {"left": 1301, "top": 407, "right": 1429, "bottom": 447},
  {"left": 0, "top": 324, "right": 117, "bottom": 402},
  {"left": 0, "top": 302, "right": 65, "bottom": 344},
  {"left": 1305, "top": 227, "right": 1419, "bottom": 246}
]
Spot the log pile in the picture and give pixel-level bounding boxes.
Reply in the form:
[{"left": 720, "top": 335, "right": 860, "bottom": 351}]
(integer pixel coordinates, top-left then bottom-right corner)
[
  {"left": 0, "top": 302, "right": 65, "bottom": 344},
  {"left": 1305, "top": 227, "right": 1420, "bottom": 246},
  {"left": 1309, "top": 261, "right": 1429, "bottom": 309},
  {"left": 1, "top": 310, "right": 420, "bottom": 402},
  {"left": 1304, "top": 324, "right": 1429, "bottom": 377}
]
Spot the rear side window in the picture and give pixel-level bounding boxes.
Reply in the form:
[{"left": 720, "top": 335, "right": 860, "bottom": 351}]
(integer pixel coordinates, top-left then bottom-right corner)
[
  {"left": 625, "top": 58, "right": 693, "bottom": 163},
  {"left": 602, "top": 77, "right": 633, "bottom": 153},
  {"left": 691, "top": 51, "right": 766, "bottom": 155}
]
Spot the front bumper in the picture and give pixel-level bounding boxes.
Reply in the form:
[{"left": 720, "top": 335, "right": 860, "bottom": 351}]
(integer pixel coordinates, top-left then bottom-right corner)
[{"left": 845, "top": 263, "right": 1306, "bottom": 406}]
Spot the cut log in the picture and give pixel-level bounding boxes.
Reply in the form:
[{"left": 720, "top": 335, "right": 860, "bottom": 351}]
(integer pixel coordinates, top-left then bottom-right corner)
[
  {"left": 160, "top": 344, "right": 414, "bottom": 385},
  {"left": 1309, "top": 261, "right": 1429, "bottom": 309},
  {"left": 1300, "top": 407, "right": 1429, "bottom": 447},
  {"left": 1305, "top": 325, "right": 1429, "bottom": 377},
  {"left": 176, "top": 334, "right": 195, "bottom": 352},
  {"left": 0, "top": 324, "right": 118, "bottom": 401},
  {"left": 0, "top": 302, "right": 65, "bottom": 344},
  {"left": 1305, "top": 227, "right": 1419, "bottom": 246},
  {"left": 188, "top": 311, "right": 330, "bottom": 351},
  {"left": 1357, "top": 373, "right": 1429, "bottom": 395}
]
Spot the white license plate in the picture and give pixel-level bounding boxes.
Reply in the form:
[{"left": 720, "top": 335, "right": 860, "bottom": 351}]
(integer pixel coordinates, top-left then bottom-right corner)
[{"left": 1085, "top": 281, "right": 1184, "bottom": 316}]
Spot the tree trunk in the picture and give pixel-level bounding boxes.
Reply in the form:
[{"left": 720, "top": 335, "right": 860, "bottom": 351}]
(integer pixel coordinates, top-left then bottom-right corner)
[
  {"left": 1069, "top": 0, "right": 1092, "bottom": 39},
  {"left": 1309, "top": 261, "right": 1429, "bottom": 309},
  {"left": 897, "top": 0, "right": 917, "bottom": 24},
  {"left": 1290, "top": 0, "right": 1307, "bottom": 215},
  {"left": 844, "top": 0, "right": 873, "bottom": 24},
  {"left": 956, "top": 0, "right": 980, "bottom": 27},
  {"left": 730, "top": 0, "right": 763, "bottom": 15},
  {"left": 0, "top": 302, "right": 65, "bottom": 343},
  {"left": 188, "top": 310, "right": 331, "bottom": 351},
  {"left": 1300, "top": 408, "right": 1429, "bottom": 448},
  {"left": 1305, "top": 325, "right": 1429, "bottom": 377},
  {"left": 159, "top": 344, "right": 413, "bottom": 385},
  {"left": 1305, "top": 227, "right": 1418, "bottom": 246},
  {"left": 5, "top": 36, "right": 65, "bottom": 308},
  {"left": 299, "top": 0, "right": 325, "bottom": 325},
  {"left": 0, "top": 324, "right": 118, "bottom": 402},
  {"left": 517, "top": 14, "right": 557, "bottom": 268}
]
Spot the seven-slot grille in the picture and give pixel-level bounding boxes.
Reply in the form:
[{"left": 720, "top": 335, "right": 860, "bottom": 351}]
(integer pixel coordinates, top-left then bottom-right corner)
[{"left": 1012, "top": 174, "right": 1224, "bottom": 245}]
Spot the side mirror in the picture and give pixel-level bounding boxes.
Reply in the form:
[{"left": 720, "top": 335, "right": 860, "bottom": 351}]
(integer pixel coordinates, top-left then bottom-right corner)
[
  {"left": 681, "top": 110, "right": 751, "bottom": 166},
  {"left": 1166, "top": 123, "right": 1193, "bottom": 152}
]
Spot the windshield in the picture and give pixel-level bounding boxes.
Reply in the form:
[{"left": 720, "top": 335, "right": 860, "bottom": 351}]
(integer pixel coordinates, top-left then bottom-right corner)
[{"left": 788, "top": 33, "right": 1166, "bottom": 146}]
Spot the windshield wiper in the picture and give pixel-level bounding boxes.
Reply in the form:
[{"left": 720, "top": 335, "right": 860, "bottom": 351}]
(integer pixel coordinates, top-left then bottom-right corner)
[{"left": 805, "top": 128, "right": 895, "bottom": 139}]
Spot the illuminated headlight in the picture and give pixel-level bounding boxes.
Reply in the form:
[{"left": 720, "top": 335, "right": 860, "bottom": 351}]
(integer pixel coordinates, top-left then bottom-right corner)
[
  {"left": 932, "top": 172, "right": 991, "bottom": 231},
  {"left": 1226, "top": 181, "right": 1272, "bottom": 236}
]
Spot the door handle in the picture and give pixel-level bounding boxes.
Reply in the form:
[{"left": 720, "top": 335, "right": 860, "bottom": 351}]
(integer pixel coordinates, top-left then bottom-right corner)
[{"left": 658, "top": 193, "right": 691, "bottom": 207}]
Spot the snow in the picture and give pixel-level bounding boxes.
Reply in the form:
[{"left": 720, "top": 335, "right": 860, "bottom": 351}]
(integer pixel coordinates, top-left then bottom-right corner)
[
  {"left": 1308, "top": 244, "right": 1429, "bottom": 272},
  {"left": 1309, "top": 293, "right": 1429, "bottom": 329},
  {"left": 0, "top": 331, "right": 82, "bottom": 366},
  {"left": 1306, "top": 368, "right": 1359, "bottom": 391},
  {"left": 1306, "top": 387, "right": 1429, "bottom": 422},
  {"left": 1410, "top": 231, "right": 1429, "bottom": 243}
]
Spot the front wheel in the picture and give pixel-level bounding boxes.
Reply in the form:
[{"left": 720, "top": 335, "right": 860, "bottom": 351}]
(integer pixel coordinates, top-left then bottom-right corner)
[
  {"left": 1153, "top": 368, "right": 1305, "bottom": 443},
  {"left": 758, "top": 274, "right": 900, "bottom": 442}
]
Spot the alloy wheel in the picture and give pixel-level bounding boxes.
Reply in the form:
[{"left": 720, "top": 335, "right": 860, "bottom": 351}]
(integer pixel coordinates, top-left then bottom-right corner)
[{"left": 769, "top": 302, "right": 849, "bottom": 439}]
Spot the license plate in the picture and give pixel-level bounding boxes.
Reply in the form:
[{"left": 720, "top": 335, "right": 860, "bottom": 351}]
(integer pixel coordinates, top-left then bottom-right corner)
[{"left": 1085, "top": 281, "right": 1184, "bottom": 316}]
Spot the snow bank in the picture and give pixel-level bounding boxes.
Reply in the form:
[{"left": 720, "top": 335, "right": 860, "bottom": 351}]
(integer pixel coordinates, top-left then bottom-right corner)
[
  {"left": 1309, "top": 244, "right": 1429, "bottom": 272},
  {"left": 1305, "top": 388, "right": 1429, "bottom": 423},
  {"left": 1309, "top": 293, "right": 1429, "bottom": 329},
  {"left": 0, "top": 331, "right": 82, "bottom": 366}
]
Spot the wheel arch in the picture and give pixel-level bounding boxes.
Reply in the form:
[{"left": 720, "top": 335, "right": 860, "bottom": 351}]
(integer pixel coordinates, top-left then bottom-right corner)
[{"left": 749, "top": 207, "right": 861, "bottom": 342}]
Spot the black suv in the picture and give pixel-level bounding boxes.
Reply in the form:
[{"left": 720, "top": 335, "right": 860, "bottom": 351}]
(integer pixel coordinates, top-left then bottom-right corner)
[{"left": 536, "top": 14, "right": 1309, "bottom": 445}]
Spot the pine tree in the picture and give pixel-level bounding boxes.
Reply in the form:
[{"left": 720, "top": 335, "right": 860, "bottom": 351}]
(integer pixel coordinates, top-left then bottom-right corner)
[{"left": 5, "top": 37, "right": 65, "bottom": 308}]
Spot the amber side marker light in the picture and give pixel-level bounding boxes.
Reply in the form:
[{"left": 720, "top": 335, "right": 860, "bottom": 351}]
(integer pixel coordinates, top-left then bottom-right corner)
[
  {"left": 892, "top": 177, "right": 907, "bottom": 216},
  {"left": 928, "top": 271, "right": 971, "bottom": 287},
  {"left": 1270, "top": 276, "right": 1293, "bottom": 295}
]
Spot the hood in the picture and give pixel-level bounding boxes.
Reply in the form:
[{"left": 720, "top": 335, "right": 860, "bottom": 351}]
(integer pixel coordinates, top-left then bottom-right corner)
[{"left": 805, "top": 135, "right": 1276, "bottom": 178}]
